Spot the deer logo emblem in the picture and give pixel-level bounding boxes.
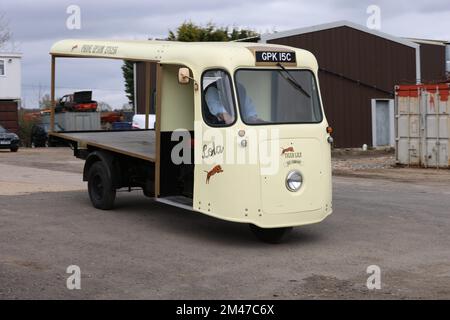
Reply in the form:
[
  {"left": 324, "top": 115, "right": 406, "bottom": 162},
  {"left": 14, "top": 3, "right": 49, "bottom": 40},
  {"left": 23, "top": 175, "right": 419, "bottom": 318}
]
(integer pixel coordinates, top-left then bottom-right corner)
[
  {"left": 205, "top": 165, "right": 223, "bottom": 184},
  {"left": 281, "top": 146, "right": 295, "bottom": 156}
]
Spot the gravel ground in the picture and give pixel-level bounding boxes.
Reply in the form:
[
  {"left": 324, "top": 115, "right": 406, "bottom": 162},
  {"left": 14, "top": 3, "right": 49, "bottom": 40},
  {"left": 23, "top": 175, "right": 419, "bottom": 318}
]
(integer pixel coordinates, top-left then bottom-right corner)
[
  {"left": 332, "top": 150, "right": 450, "bottom": 187},
  {"left": 333, "top": 154, "right": 396, "bottom": 171},
  {"left": 0, "top": 148, "right": 84, "bottom": 195}
]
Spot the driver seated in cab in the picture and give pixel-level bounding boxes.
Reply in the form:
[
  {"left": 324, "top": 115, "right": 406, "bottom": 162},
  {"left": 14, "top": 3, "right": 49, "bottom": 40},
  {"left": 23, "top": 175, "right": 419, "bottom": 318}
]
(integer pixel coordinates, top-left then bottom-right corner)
[{"left": 204, "top": 76, "right": 262, "bottom": 124}]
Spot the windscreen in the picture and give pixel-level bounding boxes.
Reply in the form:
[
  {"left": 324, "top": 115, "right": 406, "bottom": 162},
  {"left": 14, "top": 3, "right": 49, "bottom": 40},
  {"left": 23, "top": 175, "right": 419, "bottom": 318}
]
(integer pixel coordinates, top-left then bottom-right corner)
[{"left": 235, "top": 69, "right": 323, "bottom": 125}]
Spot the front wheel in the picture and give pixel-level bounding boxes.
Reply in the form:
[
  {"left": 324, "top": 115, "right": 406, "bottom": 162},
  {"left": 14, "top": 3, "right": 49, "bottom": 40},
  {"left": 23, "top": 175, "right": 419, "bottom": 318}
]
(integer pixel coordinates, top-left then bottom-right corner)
[
  {"left": 87, "top": 161, "right": 116, "bottom": 210},
  {"left": 10, "top": 146, "right": 19, "bottom": 152},
  {"left": 249, "top": 225, "right": 293, "bottom": 244}
]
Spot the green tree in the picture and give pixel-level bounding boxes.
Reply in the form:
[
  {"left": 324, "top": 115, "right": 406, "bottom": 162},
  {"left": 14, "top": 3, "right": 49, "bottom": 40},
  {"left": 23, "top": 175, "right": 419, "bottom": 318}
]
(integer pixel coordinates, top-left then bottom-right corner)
[
  {"left": 122, "top": 60, "right": 135, "bottom": 105},
  {"left": 17, "top": 109, "right": 38, "bottom": 147},
  {"left": 39, "top": 93, "right": 53, "bottom": 109},
  {"left": 122, "top": 21, "right": 259, "bottom": 106},
  {"left": 98, "top": 101, "right": 112, "bottom": 112},
  {"left": 168, "top": 21, "right": 258, "bottom": 41}
]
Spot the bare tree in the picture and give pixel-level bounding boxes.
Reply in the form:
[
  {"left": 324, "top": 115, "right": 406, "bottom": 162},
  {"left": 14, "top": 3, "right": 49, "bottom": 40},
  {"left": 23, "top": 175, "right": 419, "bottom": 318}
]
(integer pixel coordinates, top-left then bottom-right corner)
[{"left": 0, "top": 12, "right": 12, "bottom": 49}]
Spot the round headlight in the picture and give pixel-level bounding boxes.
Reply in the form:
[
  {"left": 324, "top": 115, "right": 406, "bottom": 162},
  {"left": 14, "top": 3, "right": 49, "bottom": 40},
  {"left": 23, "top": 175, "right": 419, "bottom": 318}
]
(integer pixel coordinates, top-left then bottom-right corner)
[{"left": 286, "top": 170, "right": 303, "bottom": 192}]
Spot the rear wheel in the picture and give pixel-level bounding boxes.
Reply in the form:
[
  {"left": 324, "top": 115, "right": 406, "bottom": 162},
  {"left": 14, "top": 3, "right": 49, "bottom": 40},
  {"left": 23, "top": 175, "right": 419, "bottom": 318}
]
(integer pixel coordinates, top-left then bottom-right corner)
[
  {"left": 249, "top": 225, "right": 293, "bottom": 244},
  {"left": 88, "top": 161, "right": 116, "bottom": 210},
  {"left": 142, "top": 185, "right": 154, "bottom": 198}
]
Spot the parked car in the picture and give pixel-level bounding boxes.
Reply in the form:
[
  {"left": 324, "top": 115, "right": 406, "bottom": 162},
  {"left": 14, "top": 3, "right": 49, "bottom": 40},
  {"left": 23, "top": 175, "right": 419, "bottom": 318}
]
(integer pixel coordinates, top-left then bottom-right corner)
[
  {"left": 111, "top": 122, "right": 132, "bottom": 130},
  {"left": 31, "top": 123, "right": 64, "bottom": 147},
  {"left": 132, "top": 114, "right": 156, "bottom": 129},
  {"left": 0, "top": 125, "right": 20, "bottom": 152},
  {"left": 55, "top": 91, "right": 98, "bottom": 113}
]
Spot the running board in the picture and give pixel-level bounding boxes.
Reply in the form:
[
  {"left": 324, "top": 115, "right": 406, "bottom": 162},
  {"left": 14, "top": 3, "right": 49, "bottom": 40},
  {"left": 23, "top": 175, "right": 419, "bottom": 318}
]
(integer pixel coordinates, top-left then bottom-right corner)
[{"left": 155, "top": 196, "right": 194, "bottom": 211}]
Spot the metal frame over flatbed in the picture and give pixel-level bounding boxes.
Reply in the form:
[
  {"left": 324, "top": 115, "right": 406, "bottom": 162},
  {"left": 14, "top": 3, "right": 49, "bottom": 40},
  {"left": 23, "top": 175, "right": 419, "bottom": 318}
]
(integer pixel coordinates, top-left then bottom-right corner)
[{"left": 50, "top": 130, "right": 156, "bottom": 162}]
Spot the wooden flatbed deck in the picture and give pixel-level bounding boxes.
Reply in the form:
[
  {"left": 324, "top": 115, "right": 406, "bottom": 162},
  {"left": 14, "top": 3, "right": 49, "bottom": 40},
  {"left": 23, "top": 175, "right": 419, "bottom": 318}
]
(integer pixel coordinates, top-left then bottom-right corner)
[{"left": 51, "top": 130, "right": 156, "bottom": 161}]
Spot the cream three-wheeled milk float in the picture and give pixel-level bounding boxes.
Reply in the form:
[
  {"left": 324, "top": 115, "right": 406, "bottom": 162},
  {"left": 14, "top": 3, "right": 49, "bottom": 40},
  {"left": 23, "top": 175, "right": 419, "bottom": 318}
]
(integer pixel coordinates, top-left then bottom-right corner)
[{"left": 49, "top": 39, "right": 333, "bottom": 243}]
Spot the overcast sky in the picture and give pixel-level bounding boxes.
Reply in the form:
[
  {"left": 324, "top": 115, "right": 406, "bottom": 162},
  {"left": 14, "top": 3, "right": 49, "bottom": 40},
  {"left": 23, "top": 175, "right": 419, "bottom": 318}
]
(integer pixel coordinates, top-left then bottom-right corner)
[{"left": 1, "top": 0, "right": 449, "bottom": 109}]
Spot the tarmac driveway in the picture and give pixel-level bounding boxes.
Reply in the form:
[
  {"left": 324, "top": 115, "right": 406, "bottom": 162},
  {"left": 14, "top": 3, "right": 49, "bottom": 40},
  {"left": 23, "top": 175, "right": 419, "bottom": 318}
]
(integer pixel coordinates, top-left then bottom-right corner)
[{"left": 0, "top": 148, "right": 449, "bottom": 299}]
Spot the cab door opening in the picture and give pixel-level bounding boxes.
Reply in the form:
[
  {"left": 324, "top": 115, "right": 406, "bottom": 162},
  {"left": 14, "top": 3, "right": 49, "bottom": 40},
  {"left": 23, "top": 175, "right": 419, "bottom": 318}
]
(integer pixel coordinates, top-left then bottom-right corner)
[{"left": 156, "top": 64, "right": 195, "bottom": 206}]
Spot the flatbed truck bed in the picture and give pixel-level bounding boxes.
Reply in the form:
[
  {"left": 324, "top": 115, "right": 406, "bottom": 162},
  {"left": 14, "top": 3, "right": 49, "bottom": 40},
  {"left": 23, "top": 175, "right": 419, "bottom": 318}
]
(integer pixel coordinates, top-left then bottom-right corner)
[{"left": 50, "top": 130, "right": 156, "bottom": 162}]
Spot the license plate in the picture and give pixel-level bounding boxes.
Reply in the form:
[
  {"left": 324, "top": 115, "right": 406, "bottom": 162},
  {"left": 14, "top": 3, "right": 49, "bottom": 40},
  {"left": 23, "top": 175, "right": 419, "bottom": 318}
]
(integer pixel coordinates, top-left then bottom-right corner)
[
  {"left": 0, "top": 140, "right": 10, "bottom": 145},
  {"left": 255, "top": 51, "right": 297, "bottom": 64}
]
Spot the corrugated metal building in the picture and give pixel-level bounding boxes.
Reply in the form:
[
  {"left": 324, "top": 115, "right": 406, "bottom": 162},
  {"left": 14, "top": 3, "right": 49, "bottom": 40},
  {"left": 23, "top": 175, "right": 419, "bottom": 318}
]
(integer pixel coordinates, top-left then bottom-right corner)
[
  {"left": 131, "top": 21, "right": 448, "bottom": 148},
  {"left": 134, "top": 61, "right": 157, "bottom": 115},
  {"left": 405, "top": 38, "right": 448, "bottom": 82},
  {"left": 260, "top": 21, "right": 448, "bottom": 148}
]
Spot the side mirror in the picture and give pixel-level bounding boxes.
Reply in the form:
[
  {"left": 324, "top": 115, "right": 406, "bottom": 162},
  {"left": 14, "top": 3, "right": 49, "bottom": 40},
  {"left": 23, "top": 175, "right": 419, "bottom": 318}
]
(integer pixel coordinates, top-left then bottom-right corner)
[{"left": 178, "top": 67, "right": 191, "bottom": 84}]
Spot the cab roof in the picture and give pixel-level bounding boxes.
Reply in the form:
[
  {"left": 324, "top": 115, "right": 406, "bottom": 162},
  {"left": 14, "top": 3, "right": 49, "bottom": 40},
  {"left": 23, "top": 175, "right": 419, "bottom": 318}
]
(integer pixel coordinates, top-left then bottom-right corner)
[{"left": 50, "top": 39, "right": 319, "bottom": 72}]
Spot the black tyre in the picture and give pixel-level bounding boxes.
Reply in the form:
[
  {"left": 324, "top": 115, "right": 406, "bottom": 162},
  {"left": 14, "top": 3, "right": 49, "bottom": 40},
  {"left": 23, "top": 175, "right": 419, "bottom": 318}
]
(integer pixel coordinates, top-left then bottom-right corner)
[
  {"left": 143, "top": 187, "right": 153, "bottom": 198},
  {"left": 249, "top": 225, "right": 293, "bottom": 244},
  {"left": 10, "top": 146, "right": 19, "bottom": 152},
  {"left": 142, "top": 180, "right": 154, "bottom": 198},
  {"left": 87, "top": 161, "right": 116, "bottom": 210}
]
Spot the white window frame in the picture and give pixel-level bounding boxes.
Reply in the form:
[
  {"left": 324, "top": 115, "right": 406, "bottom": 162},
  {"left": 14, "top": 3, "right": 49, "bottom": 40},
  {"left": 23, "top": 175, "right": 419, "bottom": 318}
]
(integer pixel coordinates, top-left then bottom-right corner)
[{"left": 371, "top": 99, "right": 395, "bottom": 147}]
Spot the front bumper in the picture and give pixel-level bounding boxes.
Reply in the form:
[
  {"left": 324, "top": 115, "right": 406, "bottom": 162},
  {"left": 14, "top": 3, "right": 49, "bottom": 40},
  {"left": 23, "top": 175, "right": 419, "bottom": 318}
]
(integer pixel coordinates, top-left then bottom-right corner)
[{"left": 0, "top": 139, "right": 19, "bottom": 149}]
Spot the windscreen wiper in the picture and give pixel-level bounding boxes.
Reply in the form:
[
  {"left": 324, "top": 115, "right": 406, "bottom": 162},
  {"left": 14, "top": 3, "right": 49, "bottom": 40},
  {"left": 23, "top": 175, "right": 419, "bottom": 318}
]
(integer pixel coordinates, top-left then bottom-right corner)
[{"left": 276, "top": 63, "right": 311, "bottom": 98}]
